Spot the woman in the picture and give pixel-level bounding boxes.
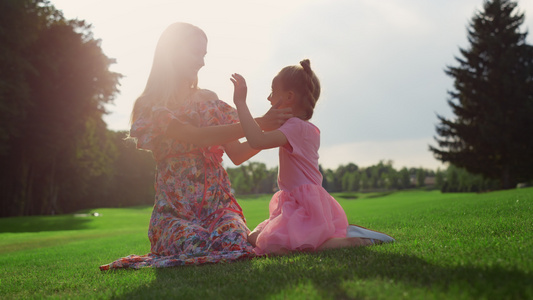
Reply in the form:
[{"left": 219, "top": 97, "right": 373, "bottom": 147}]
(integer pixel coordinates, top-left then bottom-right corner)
[{"left": 100, "top": 22, "right": 290, "bottom": 270}]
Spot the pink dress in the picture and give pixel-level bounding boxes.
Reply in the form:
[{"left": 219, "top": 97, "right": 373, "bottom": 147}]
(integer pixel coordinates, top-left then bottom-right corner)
[{"left": 252, "top": 117, "right": 348, "bottom": 255}]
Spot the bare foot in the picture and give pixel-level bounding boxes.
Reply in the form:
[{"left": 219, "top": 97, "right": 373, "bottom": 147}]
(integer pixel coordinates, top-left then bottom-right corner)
[
  {"left": 317, "top": 237, "right": 373, "bottom": 251},
  {"left": 248, "top": 231, "right": 259, "bottom": 247}
]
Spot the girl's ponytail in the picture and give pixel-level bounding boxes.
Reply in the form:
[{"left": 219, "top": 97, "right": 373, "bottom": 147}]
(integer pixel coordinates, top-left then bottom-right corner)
[{"left": 299, "top": 59, "right": 321, "bottom": 120}]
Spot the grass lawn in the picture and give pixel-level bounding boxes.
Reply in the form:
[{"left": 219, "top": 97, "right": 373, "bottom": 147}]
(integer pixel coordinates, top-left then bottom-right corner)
[{"left": 1, "top": 188, "right": 532, "bottom": 299}]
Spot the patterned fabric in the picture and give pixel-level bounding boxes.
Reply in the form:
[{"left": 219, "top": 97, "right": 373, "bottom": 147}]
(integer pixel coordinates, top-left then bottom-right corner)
[{"left": 100, "top": 90, "right": 254, "bottom": 270}]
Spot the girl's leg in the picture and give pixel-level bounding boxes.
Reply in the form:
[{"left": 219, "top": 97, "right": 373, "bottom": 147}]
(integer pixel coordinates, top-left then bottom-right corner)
[
  {"left": 317, "top": 237, "right": 373, "bottom": 251},
  {"left": 247, "top": 219, "right": 268, "bottom": 247}
]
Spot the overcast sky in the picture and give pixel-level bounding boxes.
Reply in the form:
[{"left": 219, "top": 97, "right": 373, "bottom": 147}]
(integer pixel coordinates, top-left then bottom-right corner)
[{"left": 50, "top": 0, "right": 533, "bottom": 170}]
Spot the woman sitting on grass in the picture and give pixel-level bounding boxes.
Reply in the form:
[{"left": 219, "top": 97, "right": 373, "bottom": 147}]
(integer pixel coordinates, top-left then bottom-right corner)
[{"left": 230, "top": 60, "right": 394, "bottom": 255}]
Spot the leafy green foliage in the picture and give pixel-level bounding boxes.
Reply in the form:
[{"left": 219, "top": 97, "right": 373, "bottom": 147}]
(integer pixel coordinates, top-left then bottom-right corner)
[
  {"left": 0, "top": 0, "right": 44, "bottom": 155},
  {"left": 227, "top": 160, "right": 508, "bottom": 195},
  {"left": 105, "top": 131, "right": 156, "bottom": 208},
  {"left": 441, "top": 164, "right": 500, "bottom": 192},
  {"left": 431, "top": 0, "right": 533, "bottom": 188},
  {"left": 0, "top": 0, "right": 122, "bottom": 216},
  {"left": 226, "top": 162, "right": 277, "bottom": 195},
  {"left": 323, "top": 161, "right": 434, "bottom": 193}
]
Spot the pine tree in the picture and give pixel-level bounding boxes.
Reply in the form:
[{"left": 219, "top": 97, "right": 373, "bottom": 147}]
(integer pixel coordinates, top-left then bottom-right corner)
[{"left": 430, "top": 0, "right": 533, "bottom": 189}]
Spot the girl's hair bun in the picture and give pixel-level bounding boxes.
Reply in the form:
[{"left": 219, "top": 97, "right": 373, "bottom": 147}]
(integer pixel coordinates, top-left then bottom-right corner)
[{"left": 300, "top": 59, "right": 312, "bottom": 75}]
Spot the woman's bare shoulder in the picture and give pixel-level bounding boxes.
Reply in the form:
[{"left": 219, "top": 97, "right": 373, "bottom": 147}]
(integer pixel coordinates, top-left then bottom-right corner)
[{"left": 192, "top": 89, "right": 219, "bottom": 103}]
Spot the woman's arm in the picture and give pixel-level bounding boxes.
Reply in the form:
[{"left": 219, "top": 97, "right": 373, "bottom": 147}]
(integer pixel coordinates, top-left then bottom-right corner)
[
  {"left": 231, "top": 74, "right": 288, "bottom": 150},
  {"left": 222, "top": 102, "right": 290, "bottom": 164},
  {"left": 164, "top": 104, "right": 292, "bottom": 148},
  {"left": 165, "top": 121, "right": 243, "bottom": 148}
]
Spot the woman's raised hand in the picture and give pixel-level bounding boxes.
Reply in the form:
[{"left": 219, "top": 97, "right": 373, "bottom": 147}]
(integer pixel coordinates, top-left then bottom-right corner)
[
  {"left": 258, "top": 102, "right": 293, "bottom": 131},
  {"left": 230, "top": 73, "right": 247, "bottom": 106}
]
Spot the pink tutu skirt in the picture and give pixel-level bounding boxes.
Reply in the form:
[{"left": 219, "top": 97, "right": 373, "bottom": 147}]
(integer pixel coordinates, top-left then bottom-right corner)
[{"left": 253, "top": 184, "right": 348, "bottom": 255}]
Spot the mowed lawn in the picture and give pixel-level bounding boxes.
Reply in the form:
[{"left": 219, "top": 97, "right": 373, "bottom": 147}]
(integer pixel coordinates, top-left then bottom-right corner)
[{"left": 1, "top": 188, "right": 532, "bottom": 299}]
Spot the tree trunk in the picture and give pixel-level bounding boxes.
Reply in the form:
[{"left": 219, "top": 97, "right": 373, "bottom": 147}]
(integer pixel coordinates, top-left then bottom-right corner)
[
  {"left": 23, "top": 161, "right": 34, "bottom": 216},
  {"left": 501, "top": 164, "right": 515, "bottom": 189},
  {"left": 16, "top": 158, "right": 32, "bottom": 216},
  {"left": 47, "top": 157, "right": 59, "bottom": 215}
]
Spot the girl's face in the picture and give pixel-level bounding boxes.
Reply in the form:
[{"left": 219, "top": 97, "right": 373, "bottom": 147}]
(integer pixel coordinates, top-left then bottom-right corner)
[
  {"left": 175, "top": 34, "right": 207, "bottom": 81},
  {"left": 267, "top": 76, "right": 292, "bottom": 108}
]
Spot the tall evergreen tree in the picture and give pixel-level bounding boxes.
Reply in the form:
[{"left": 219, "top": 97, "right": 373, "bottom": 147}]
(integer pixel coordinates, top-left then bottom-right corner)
[{"left": 430, "top": 0, "right": 533, "bottom": 189}]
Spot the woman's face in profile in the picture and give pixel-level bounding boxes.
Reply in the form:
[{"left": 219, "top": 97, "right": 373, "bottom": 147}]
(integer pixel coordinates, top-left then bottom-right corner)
[{"left": 177, "top": 34, "right": 207, "bottom": 81}]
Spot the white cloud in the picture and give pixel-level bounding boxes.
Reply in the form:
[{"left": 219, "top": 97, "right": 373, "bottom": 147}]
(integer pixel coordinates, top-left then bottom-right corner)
[{"left": 318, "top": 138, "right": 446, "bottom": 170}]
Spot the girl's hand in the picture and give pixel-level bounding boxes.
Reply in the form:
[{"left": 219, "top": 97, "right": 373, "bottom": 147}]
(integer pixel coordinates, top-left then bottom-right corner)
[
  {"left": 230, "top": 73, "right": 247, "bottom": 105},
  {"left": 231, "top": 72, "right": 291, "bottom": 131}
]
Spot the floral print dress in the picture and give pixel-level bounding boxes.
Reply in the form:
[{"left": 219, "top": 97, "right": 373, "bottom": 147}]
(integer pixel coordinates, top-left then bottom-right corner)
[{"left": 100, "top": 90, "right": 253, "bottom": 270}]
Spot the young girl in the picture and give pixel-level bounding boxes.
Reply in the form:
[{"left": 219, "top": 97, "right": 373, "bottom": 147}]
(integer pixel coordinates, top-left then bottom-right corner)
[{"left": 231, "top": 60, "right": 394, "bottom": 255}]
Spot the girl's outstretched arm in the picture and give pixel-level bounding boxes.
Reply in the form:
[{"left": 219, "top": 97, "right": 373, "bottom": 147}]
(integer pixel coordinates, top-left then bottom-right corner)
[
  {"left": 223, "top": 140, "right": 260, "bottom": 165},
  {"left": 222, "top": 100, "right": 292, "bottom": 164},
  {"left": 231, "top": 73, "right": 288, "bottom": 150}
]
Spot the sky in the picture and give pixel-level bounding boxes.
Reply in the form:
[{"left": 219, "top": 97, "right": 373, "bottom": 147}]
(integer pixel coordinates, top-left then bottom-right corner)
[{"left": 50, "top": 0, "right": 533, "bottom": 171}]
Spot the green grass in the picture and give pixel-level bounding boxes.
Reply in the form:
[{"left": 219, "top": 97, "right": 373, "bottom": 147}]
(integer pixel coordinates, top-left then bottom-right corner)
[{"left": 1, "top": 188, "right": 532, "bottom": 299}]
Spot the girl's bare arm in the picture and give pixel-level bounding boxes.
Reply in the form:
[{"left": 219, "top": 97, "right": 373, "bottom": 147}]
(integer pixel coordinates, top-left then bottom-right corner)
[
  {"left": 231, "top": 73, "right": 288, "bottom": 150},
  {"left": 222, "top": 140, "right": 260, "bottom": 165}
]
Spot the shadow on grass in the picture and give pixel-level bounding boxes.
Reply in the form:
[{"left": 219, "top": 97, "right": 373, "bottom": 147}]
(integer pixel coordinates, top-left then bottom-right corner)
[
  {"left": 109, "top": 248, "right": 531, "bottom": 299},
  {"left": 0, "top": 214, "right": 92, "bottom": 233}
]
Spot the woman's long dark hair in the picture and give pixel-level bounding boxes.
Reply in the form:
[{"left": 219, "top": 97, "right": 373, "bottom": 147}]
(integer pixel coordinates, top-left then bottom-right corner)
[{"left": 131, "top": 22, "right": 207, "bottom": 124}]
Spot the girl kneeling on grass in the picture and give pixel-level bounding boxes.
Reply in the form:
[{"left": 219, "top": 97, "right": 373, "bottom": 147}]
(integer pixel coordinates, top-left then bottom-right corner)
[{"left": 230, "top": 60, "right": 394, "bottom": 255}]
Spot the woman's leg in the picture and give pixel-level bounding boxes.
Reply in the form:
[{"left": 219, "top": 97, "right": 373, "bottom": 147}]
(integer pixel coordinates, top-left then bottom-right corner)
[{"left": 208, "top": 210, "right": 253, "bottom": 252}]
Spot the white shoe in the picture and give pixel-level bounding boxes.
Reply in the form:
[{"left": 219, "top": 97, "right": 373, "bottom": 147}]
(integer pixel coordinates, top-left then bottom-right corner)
[{"left": 346, "top": 224, "right": 395, "bottom": 243}]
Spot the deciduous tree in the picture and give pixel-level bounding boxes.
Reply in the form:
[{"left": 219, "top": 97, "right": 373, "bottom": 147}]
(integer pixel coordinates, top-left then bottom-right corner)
[{"left": 0, "top": 0, "right": 121, "bottom": 216}]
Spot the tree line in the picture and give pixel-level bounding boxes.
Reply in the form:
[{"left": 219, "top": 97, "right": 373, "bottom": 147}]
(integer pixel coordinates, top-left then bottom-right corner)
[
  {"left": 0, "top": 1, "right": 156, "bottom": 216},
  {"left": 226, "top": 160, "right": 501, "bottom": 195}
]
